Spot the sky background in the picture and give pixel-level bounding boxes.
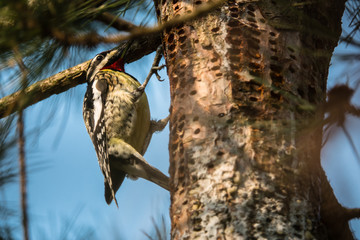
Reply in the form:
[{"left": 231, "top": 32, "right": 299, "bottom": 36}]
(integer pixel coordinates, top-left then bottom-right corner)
[
  {"left": 2, "top": 4, "right": 360, "bottom": 240},
  {"left": 322, "top": 25, "right": 360, "bottom": 236}
]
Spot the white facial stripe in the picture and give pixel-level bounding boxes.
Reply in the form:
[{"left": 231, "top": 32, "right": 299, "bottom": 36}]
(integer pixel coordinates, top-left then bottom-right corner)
[
  {"left": 87, "top": 61, "right": 105, "bottom": 82},
  {"left": 92, "top": 80, "right": 103, "bottom": 128}
]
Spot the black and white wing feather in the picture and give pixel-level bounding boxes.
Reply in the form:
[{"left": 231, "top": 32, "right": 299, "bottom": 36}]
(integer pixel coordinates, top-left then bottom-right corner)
[{"left": 83, "top": 74, "right": 119, "bottom": 207}]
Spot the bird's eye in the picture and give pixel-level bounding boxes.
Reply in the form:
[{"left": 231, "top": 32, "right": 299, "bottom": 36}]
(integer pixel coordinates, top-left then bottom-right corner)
[{"left": 96, "top": 55, "right": 104, "bottom": 61}]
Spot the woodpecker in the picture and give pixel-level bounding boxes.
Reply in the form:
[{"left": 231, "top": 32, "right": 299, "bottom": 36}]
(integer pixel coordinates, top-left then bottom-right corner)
[{"left": 83, "top": 45, "right": 169, "bottom": 207}]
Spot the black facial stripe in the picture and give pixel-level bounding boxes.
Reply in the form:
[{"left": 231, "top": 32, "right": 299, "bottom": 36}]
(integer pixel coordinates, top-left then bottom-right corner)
[{"left": 84, "top": 82, "right": 95, "bottom": 132}]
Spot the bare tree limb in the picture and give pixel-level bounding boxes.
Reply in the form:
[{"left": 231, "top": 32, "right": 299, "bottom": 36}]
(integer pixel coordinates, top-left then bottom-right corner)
[
  {"left": 0, "top": 35, "right": 161, "bottom": 119},
  {"left": 0, "top": 61, "right": 87, "bottom": 119},
  {"left": 345, "top": 208, "right": 360, "bottom": 220}
]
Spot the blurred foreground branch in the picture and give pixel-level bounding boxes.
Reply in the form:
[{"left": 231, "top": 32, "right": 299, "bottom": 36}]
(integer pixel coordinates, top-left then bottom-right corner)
[
  {"left": 95, "top": 12, "right": 138, "bottom": 32},
  {"left": 13, "top": 47, "right": 29, "bottom": 240},
  {"left": 51, "top": 0, "right": 224, "bottom": 46},
  {"left": 17, "top": 111, "right": 28, "bottom": 240}
]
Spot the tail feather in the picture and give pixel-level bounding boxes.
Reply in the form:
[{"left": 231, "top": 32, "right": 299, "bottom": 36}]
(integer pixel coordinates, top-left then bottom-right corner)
[
  {"left": 140, "top": 161, "right": 170, "bottom": 191},
  {"left": 108, "top": 138, "right": 170, "bottom": 191},
  {"left": 104, "top": 168, "right": 126, "bottom": 205}
]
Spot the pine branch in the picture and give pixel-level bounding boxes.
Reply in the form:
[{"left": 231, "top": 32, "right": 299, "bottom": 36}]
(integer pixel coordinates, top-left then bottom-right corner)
[
  {"left": 95, "top": 12, "right": 138, "bottom": 32},
  {"left": 17, "top": 111, "right": 28, "bottom": 240},
  {"left": 51, "top": 0, "right": 225, "bottom": 46},
  {"left": 0, "top": 0, "right": 224, "bottom": 118},
  {"left": 13, "top": 47, "right": 29, "bottom": 240},
  {"left": 0, "top": 35, "right": 161, "bottom": 119}
]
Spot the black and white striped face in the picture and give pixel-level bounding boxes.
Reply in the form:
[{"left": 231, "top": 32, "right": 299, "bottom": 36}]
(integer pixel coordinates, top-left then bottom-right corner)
[
  {"left": 86, "top": 48, "right": 122, "bottom": 83},
  {"left": 86, "top": 51, "right": 110, "bottom": 83},
  {"left": 83, "top": 73, "right": 108, "bottom": 136},
  {"left": 84, "top": 50, "right": 115, "bottom": 133}
]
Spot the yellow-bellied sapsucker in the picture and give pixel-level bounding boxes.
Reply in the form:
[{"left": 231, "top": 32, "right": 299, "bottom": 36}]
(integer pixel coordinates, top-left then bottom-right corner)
[{"left": 83, "top": 45, "right": 169, "bottom": 207}]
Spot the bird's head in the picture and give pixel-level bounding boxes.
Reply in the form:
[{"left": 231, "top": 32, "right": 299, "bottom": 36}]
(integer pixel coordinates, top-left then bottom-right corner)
[
  {"left": 86, "top": 50, "right": 124, "bottom": 83},
  {"left": 100, "top": 55, "right": 124, "bottom": 72},
  {"left": 86, "top": 41, "right": 132, "bottom": 83}
]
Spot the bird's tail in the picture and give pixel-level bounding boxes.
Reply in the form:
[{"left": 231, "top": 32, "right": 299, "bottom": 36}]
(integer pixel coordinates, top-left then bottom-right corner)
[
  {"left": 108, "top": 138, "right": 170, "bottom": 191},
  {"left": 104, "top": 168, "right": 126, "bottom": 206},
  {"left": 139, "top": 162, "right": 170, "bottom": 191}
]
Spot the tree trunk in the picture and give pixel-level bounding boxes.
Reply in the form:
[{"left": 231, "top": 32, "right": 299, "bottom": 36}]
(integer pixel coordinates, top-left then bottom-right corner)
[{"left": 156, "top": 0, "right": 349, "bottom": 239}]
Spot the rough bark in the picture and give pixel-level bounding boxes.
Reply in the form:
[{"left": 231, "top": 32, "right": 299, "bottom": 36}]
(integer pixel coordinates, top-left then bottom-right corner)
[{"left": 157, "top": 0, "right": 349, "bottom": 239}]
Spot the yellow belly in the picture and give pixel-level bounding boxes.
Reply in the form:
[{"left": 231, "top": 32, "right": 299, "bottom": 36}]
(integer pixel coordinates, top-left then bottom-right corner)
[{"left": 101, "top": 69, "right": 151, "bottom": 155}]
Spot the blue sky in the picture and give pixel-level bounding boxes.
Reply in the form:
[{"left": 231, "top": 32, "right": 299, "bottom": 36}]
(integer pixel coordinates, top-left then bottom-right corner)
[
  {"left": 322, "top": 30, "right": 360, "bottom": 237},
  {"left": 2, "top": 5, "right": 360, "bottom": 240}
]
